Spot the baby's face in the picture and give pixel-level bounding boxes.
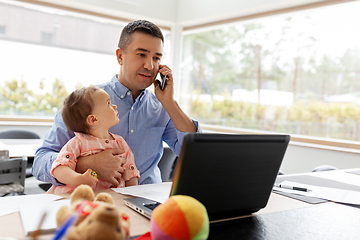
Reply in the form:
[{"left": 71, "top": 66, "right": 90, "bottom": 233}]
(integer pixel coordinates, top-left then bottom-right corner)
[{"left": 91, "top": 89, "right": 119, "bottom": 128}]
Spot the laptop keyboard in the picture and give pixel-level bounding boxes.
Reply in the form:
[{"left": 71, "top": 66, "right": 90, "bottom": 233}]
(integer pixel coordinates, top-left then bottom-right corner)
[{"left": 144, "top": 202, "right": 161, "bottom": 210}]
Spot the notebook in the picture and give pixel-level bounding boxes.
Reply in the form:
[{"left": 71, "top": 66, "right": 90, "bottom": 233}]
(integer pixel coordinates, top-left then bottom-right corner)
[{"left": 124, "top": 133, "right": 290, "bottom": 221}]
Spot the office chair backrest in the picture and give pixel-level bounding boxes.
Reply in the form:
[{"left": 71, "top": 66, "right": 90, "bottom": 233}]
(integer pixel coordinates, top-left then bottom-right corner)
[
  {"left": 157, "top": 147, "right": 177, "bottom": 182},
  {"left": 0, "top": 156, "right": 27, "bottom": 195},
  {"left": 0, "top": 130, "right": 40, "bottom": 139},
  {"left": 0, "top": 130, "right": 40, "bottom": 178}
]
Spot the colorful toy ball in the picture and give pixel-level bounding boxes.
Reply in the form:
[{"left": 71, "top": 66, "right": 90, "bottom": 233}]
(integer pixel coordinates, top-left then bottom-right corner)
[{"left": 150, "top": 195, "right": 209, "bottom": 240}]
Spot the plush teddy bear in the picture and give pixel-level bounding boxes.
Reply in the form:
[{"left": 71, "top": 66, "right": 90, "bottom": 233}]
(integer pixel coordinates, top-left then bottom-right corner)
[{"left": 56, "top": 184, "right": 130, "bottom": 240}]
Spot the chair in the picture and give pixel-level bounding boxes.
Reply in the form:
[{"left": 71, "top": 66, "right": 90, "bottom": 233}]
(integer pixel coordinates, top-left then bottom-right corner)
[
  {"left": 0, "top": 156, "right": 27, "bottom": 196},
  {"left": 39, "top": 183, "right": 52, "bottom": 192},
  {"left": 158, "top": 147, "right": 178, "bottom": 182},
  {"left": 0, "top": 129, "right": 40, "bottom": 178},
  {"left": 0, "top": 129, "right": 40, "bottom": 139}
]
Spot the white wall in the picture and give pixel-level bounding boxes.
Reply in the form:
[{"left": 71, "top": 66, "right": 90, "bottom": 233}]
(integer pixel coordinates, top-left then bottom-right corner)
[
  {"left": 281, "top": 144, "right": 360, "bottom": 174},
  {"left": 35, "top": 0, "right": 177, "bottom": 27}
]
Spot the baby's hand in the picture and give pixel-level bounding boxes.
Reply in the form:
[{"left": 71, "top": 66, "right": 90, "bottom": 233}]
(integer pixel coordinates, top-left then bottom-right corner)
[{"left": 81, "top": 169, "right": 98, "bottom": 188}]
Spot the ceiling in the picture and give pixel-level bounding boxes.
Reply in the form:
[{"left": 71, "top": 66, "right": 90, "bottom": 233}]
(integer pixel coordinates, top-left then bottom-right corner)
[{"left": 28, "top": 0, "right": 344, "bottom": 29}]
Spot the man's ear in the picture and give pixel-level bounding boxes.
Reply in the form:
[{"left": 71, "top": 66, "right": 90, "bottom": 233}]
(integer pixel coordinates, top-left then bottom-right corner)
[
  {"left": 116, "top": 48, "right": 123, "bottom": 65},
  {"left": 86, "top": 114, "right": 98, "bottom": 126}
]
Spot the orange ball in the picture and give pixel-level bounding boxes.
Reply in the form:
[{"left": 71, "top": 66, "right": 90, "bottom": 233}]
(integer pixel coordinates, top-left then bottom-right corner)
[{"left": 150, "top": 195, "right": 209, "bottom": 240}]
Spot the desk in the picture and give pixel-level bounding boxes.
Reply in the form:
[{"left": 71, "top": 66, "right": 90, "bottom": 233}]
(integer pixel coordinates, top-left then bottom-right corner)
[
  {"left": 0, "top": 190, "right": 309, "bottom": 239},
  {"left": 1, "top": 169, "right": 360, "bottom": 239},
  {"left": 0, "top": 139, "right": 42, "bottom": 158}
]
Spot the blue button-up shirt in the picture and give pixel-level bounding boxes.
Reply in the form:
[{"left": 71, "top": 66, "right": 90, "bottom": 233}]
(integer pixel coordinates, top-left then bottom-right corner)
[{"left": 32, "top": 75, "right": 202, "bottom": 185}]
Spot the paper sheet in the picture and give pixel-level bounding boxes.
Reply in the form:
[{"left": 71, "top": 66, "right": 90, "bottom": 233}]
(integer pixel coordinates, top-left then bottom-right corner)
[
  {"left": 0, "top": 194, "right": 63, "bottom": 217},
  {"left": 314, "top": 170, "right": 360, "bottom": 187},
  {"left": 274, "top": 180, "right": 360, "bottom": 205},
  {"left": 111, "top": 182, "right": 172, "bottom": 203},
  {"left": 19, "top": 199, "right": 71, "bottom": 236}
]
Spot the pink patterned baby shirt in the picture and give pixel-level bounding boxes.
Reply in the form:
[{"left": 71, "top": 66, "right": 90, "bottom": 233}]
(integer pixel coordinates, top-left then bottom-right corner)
[{"left": 47, "top": 132, "right": 139, "bottom": 194}]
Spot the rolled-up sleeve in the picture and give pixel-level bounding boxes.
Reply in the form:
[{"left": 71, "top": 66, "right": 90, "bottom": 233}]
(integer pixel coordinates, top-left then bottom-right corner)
[
  {"left": 32, "top": 110, "right": 75, "bottom": 185},
  {"left": 164, "top": 119, "right": 202, "bottom": 156}
]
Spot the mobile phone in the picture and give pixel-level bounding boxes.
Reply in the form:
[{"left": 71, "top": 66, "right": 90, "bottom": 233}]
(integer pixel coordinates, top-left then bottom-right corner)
[{"left": 157, "top": 72, "right": 168, "bottom": 91}]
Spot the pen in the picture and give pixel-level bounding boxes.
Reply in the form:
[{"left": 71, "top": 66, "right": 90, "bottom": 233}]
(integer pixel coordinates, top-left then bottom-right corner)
[
  {"left": 278, "top": 184, "right": 311, "bottom": 192},
  {"left": 52, "top": 213, "right": 78, "bottom": 240},
  {"left": 31, "top": 211, "right": 47, "bottom": 240}
]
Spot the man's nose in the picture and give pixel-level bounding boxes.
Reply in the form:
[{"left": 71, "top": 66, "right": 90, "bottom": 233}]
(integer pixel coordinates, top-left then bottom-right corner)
[{"left": 144, "top": 57, "right": 154, "bottom": 70}]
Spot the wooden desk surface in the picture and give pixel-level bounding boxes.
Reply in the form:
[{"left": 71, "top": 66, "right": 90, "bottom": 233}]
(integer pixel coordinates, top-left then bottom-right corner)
[
  {"left": 2, "top": 168, "right": 360, "bottom": 239},
  {"left": 0, "top": 188, "right": 310, "bottom": 239}
]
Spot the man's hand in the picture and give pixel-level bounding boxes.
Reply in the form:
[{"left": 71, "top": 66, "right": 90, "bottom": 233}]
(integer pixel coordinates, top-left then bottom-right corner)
[
  {"left": 154, "top": 64, "right": 197, "bottom": 133},
  {"left": 75, "top": 148, "right": 126, "bottom": 186},
  {"left": 153, "top": 64, "right": 174, "bottom": 103}
]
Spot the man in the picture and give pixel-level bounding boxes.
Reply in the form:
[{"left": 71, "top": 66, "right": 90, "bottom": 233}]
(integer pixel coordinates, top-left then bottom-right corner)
[{"left": 33, "top": 20, "right": 201, "bottom": 186}]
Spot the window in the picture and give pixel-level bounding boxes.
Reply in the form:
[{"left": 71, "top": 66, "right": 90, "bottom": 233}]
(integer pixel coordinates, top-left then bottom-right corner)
[
  {"left": 0, "top": 1, "right": 171, "bottom": 117},
  {"left": 180, "top": 2, "right": 360, "bottom": 142}
]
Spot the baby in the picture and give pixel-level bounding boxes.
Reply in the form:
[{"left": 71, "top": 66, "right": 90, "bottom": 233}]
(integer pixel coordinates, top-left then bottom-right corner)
[{"left": 47, "top": 85, "right": 139, "bottom": 194}]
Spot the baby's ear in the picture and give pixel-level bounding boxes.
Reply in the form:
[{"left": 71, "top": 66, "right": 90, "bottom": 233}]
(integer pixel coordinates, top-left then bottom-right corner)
[{"left": 86, "top": 114, "right": 98, "bottom": 126}]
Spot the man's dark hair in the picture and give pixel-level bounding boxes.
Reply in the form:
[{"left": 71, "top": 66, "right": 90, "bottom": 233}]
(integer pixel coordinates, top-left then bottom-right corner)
[
  {"left": 118, "top": 20, "right": 164, "bottom": 52},
  {"left": 62, "top": 85, "right": 100, "bottom": 134}
]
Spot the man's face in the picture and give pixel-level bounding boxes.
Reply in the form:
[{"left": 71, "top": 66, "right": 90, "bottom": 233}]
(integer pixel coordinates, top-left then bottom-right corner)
[{"left": 117, "top": 31, "right": 163, "bottom": 93}]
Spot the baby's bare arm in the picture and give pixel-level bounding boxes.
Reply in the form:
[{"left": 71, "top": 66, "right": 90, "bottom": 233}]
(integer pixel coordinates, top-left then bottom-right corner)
[
  {"left": 125, "top": 177, "right": 138, "bottom": 187},
  {"left": 53, "top": 166, "right": 98, "bottom": 187}
]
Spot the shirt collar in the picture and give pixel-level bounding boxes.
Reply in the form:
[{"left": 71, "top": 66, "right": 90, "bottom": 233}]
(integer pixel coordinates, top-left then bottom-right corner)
[
  {"left": 110, "top": 75, "right": 131, "bottom": 100},
  {"left": 110, "top": 74, "right": 148, "bottom": 102}
]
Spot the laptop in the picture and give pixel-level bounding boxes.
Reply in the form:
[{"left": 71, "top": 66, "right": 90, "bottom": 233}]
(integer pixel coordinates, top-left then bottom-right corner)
[{"left": 124, "top": 133, "right": 290, "bottom": 221}]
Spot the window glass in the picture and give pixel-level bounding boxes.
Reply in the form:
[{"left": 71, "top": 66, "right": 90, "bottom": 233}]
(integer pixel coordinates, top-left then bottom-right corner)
[
  {"left": 180, "top": 2, "right": 360, "bottom": 141},
  {"left": 0, "top": 1, "right": 171, "bottom": 116}
]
